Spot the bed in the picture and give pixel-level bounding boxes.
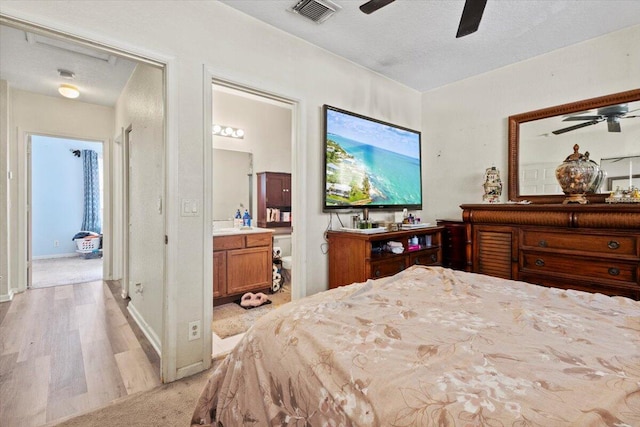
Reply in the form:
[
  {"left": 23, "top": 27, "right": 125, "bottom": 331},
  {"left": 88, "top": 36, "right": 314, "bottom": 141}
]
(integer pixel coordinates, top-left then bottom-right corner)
[{"left": 192, "top": 266, "right": 640, "bottom": 426}]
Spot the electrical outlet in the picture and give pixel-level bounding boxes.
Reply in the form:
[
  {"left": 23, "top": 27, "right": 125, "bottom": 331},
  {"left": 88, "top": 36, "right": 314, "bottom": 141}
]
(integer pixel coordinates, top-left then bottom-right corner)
[
  {"left": 54, "top": 240, "right": 59, "bottom": 247},
  {"left": 188, "top": 320, "right": 201, "bottom": 341}
]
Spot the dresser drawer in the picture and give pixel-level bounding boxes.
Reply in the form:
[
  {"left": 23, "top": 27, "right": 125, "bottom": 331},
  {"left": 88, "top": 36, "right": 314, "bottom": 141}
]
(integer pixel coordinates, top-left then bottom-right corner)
[
  {"left": 521, "top": 230, "right": 638, "bottom": 257},
  {"left": 409, "top": 249, "right": 440, "bottom": 266},
  {"left": 370, "top": 258, "right": 408, "bottom": 279},
  {"left": 519, "top": 272, "right": 640, "bottom": 300},
  {"left": 521, "top": 251, "right": 637, "bottom": 284}
]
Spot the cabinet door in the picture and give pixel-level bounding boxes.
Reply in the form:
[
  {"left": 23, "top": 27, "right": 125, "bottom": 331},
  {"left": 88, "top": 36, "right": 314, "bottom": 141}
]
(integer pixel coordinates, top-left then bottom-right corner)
[
  {"left": 474, "top": 225, "right": 517, "bottom": 280},
  {"left": 213, "top": 251, "right": 226, "bottom": 299},
  {"left": 226, "top": 247, "right": 271, "bottom": 294},
  {"left": 266, "top": 173, "right": 290, "bottom": 207}
]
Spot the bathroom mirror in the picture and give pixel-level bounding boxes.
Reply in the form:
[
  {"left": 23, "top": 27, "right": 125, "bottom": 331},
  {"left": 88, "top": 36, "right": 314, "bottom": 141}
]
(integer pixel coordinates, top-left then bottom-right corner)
[
  {"left": 212, "top": 149, "right": 253, "bottom": 220},
  {"left": 508, "top": 89, "right": 640, "bottom": 203}
]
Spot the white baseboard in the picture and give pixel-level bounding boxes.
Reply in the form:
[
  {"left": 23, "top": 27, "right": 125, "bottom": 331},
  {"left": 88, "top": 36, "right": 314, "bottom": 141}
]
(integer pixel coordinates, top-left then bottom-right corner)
[
  {"left": 32, "top": 253, "right": 79, "bottom": 260},
  {"left": 0, "top": 289, "right": 14, "bottom": 302},
  {"left": 127, "top": 302, "right": 161, "bottom": 357},
  {"left": 176, "top": 361, "right": 207, "bottom": 380}
]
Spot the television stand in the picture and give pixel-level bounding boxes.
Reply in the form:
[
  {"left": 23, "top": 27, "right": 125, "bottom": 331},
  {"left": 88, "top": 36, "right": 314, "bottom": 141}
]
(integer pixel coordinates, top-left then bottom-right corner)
[{"left": 327, "top": 226, "right": 444, "bottom": 288}]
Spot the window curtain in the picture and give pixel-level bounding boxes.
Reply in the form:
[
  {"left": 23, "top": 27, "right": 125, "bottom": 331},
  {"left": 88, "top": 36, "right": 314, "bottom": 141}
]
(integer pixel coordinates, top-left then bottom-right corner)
[{"left": 81, "top": 149, "right": 101, "bottom": 233}]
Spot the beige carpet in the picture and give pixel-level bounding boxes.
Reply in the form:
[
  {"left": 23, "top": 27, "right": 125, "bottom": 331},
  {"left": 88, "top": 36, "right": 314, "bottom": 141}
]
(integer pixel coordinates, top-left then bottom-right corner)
[
  {"left": 31, "top": 256, "right": 103, "bottom": 288},
  {"left": 211, "top": 284, "right": 291, "bottom": 338},
  {"left": 48, "top": 361, "right": 221, "bottom": 427}
]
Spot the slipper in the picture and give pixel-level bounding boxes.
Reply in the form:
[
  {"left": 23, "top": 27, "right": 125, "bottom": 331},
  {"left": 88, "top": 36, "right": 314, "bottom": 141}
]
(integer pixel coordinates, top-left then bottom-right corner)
[{"left": 240, "top": 292, "right": 255, "bottom": 308}]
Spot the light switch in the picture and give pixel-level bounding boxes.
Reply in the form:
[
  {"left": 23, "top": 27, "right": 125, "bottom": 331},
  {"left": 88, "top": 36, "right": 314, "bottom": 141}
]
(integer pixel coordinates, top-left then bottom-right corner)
[{"left": 181, "top": 199, "right": 199, "bottom": 217}]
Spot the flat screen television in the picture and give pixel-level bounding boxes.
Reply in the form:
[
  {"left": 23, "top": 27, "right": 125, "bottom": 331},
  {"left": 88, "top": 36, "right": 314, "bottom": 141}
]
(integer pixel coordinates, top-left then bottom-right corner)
[{"left": 323, "top": 105, "right": 423, "bottom": 212}]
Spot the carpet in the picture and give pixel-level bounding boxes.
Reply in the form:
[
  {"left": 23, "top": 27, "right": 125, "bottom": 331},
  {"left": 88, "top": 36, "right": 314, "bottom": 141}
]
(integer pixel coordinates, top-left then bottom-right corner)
[
  {"left": 31, "top": 256, "right": 103, "bottom": 288},
  {"left": 211, "top": 285, "right": 291, "bottom": 339},
  {"left": 48, "top": 361, "right": 221, "bottom": 427}
]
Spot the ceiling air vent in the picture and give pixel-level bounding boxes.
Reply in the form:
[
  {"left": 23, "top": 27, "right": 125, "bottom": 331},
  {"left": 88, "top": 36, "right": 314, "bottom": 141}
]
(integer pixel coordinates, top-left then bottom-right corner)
[{"left": 290, "top": 0, "right": 340, "bottom": 24}]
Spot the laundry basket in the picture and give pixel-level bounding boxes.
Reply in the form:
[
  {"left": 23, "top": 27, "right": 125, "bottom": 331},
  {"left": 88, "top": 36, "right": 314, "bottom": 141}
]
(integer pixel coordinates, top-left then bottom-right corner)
[{"left": 75, "top": 236, "right": 102, "bottom": 258}]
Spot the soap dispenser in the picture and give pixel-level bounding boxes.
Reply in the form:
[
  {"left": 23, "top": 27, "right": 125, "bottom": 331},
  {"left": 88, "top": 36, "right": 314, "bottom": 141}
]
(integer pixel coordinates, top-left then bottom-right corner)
[
  {"left": 242, "top": 209, "right": 251, "bottom": 227},
  {"left": 234, "top": 209, "right": 242, "bottom": 228}
]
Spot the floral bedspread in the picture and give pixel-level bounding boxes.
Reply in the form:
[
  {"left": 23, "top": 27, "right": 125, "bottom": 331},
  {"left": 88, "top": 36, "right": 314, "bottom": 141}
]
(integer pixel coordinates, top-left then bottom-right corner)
[{"left": 192, "top": 266, "right": 640, "bottom": 426}]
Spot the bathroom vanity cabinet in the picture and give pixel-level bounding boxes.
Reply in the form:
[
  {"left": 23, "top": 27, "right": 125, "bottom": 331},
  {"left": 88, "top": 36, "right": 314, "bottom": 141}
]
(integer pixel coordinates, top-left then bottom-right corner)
[{"left": 212, "top": 228, "right": 273, "bottom": 305}]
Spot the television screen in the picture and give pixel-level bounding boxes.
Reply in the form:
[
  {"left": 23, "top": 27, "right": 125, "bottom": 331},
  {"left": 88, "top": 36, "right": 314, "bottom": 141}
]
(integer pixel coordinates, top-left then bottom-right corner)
[{"left": 323, "top": 105, "right": 423, "bottom": 211}]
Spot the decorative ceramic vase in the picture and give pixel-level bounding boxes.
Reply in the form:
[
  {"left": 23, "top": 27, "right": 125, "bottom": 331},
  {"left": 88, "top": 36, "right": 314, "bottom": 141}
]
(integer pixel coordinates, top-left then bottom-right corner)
[
  {"left": 482, "top": 166, "right": 502, "bottom": 203},
  {"left": 555, "top": 144, "right": 601, "bottom": 204}
]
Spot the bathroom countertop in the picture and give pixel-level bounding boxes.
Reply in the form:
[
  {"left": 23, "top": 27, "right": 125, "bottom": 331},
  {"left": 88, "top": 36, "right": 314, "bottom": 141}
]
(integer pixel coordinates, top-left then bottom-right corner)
[{"left": 212, "top": 227, "right": 274, "bottom": 237}]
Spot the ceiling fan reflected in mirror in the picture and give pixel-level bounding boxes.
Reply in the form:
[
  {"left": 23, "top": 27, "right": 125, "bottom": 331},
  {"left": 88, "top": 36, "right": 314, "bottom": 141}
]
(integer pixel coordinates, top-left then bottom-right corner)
[
  {"left": 359, "top": 0, "right": 488, "bottom": 38},
  {"left": 552, "top": 104, "right": 640, "bottom": 135}
]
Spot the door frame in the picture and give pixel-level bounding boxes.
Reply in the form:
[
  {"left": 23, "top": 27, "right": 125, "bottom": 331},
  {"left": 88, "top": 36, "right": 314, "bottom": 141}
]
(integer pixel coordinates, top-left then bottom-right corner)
[
  {"left": 204, "top": 71, "right": 307, "bottom": 346},
  {"left": 26, "top": 133, "right": 106, "bottom": 289},
  {"left": 0, "top": 13, "right": 183, "bottom": 383}
]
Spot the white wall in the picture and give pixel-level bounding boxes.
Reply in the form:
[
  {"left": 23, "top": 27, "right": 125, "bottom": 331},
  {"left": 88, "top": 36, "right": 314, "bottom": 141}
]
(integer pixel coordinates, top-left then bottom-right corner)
[
  {"left": 421, "top": 24, "right": 640, "bottom": 220},
  {"left": 7, "top": 89, "right": 114, "bottom": 293},
  {"left": 0, "top": 0, "right": 416, "bottom": 379},
  {"left": 114, "top": 63, "right": 165, "bottom": 355}
]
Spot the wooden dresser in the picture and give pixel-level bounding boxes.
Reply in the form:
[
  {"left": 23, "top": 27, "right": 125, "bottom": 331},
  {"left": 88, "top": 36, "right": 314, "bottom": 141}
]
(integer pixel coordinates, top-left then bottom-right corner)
[
  {"left": 327, "top": 227, "right": 443, "bottom": 289},
  {"left": 461, "top": 204, "right": 640, "bottom": 300}
]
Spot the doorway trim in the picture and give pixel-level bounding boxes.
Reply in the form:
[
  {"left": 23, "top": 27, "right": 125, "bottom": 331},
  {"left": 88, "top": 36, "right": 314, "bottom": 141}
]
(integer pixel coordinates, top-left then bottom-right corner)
[
  {"left": 0, "top": 13, "right": 181, "bottom": 383},
  {"left": 26, "top": 133, "right": 106, "bottom": 289},
  {"left": 204, "top": 70, "right": 308, "bottom": 355}
]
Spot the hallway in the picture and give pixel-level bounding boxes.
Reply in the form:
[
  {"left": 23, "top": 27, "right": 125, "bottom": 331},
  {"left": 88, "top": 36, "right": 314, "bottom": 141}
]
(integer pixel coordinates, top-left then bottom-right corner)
[{"left": 0, "top": 280, "right": 160, "bottom": 426}]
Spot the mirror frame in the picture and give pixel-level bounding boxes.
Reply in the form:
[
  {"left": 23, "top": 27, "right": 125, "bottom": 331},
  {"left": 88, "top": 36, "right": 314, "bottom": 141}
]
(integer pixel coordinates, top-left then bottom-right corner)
[{"left": 508, "top": 88, "right": 640, "bottom": 204}]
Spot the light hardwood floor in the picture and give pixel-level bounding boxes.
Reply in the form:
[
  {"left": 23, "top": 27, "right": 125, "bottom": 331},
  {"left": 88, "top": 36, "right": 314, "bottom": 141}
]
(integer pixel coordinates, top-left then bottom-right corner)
[{"left": 0, "top": 280, "right": 161, "bottom": 426}]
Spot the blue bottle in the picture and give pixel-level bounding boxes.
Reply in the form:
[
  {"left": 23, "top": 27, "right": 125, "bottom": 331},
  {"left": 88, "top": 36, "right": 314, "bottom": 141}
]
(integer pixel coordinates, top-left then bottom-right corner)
[
  {"left": 234, "top": 209, "right": 242, "bottom": 228},
  {"left": 242, "top": 210, "right": 251, "bottom": 227}
]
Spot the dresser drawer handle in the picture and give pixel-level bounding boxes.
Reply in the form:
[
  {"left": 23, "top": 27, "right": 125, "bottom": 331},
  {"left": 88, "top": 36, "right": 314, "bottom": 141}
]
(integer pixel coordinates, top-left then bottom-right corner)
[
  {"left": 398, "top": 262, "right": 405, "bottom": 272},
  {"left": 414, "top": 257, "right": 421, "bottom": 265},
  {"left": 608, "top": 267, "right": 620, "bottom": 276},
  {"left": 607, "top": 241, "right": 620, "bottom": 250},
  {"left": 374, "top": 269, "right": 381, "bottom": 278},
  {"left": 430, "top": 254, "right": 437, "bottom": 262},
  {"left": 535, "top": 259, "right": 545, "bottom": 267},
  {"left": 538, "top": 240, "right": 547, "bottom": 248}
]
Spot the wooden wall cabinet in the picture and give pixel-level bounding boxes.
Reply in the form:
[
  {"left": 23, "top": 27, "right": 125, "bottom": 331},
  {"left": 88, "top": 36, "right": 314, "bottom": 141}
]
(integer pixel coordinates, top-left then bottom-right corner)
[
  {"left": 327, "top": 227, "right": 443, "bottom": 289},
  {"left": 213, "top": 231, "right": 273, "bottom": 305},
  {"left": 461, "top": 204, "right": 640, "bottom": 300},
  {"left": 257, "top": 172, "right": 291, "bottom": 228}
]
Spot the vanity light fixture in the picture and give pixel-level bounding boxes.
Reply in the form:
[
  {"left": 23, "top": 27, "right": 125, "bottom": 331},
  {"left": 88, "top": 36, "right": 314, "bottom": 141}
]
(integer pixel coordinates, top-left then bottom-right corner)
[
  {"left": 58, "top": 84, "right": 80, "bottom": 99},
  {"left": 212, "top": 124, "right": 244, "bottom": 139}
]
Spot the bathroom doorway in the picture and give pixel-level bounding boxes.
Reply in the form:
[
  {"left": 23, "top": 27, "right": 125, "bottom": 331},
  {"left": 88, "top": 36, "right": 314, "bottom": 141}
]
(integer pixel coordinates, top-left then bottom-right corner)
[{"left": 210, "top": 81, "right": 296, "bottom": 354}]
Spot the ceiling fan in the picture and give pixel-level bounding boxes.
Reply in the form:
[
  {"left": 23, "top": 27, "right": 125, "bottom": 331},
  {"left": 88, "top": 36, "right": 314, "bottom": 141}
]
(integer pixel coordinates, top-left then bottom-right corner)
[
  {"left": 359, "top": 0, "right": 488, "bottom": 38},
  {"left": 552, "top": 104, "right": 640, "bottom": 135}
]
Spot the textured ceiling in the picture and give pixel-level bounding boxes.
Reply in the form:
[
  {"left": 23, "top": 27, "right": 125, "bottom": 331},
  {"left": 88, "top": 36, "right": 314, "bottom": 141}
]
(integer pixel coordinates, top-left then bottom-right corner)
[
  {"left": 1, "top": 1, "right": 638, "bottom": 106},
  {"left": 0, "top": 24, "right": 136, "bottom": 106},
  {"left": 219, "top": 0, "right": 640, "bottom": 92}
]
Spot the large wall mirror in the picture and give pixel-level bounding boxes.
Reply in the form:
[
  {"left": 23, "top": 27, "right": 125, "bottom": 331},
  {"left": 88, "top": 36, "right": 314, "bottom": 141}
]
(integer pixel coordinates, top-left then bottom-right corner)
[{"left": 508, "top": 89, "right": 640, "bottom": 203}]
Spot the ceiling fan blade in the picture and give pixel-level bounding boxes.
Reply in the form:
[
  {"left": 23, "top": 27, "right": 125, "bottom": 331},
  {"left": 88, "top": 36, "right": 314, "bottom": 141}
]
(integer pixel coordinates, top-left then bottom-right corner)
[
  {"left": 359, "top": 0, "right": 395, "bottom": 14},
  {"left": 552, "top": 119, "right": 602, "bottom": 135},
  {"left": 562, "top": 115, "right": 602, "bottom": 122},
  {"left": 456, "top": 0, "right": 487, "bottom": 38}
]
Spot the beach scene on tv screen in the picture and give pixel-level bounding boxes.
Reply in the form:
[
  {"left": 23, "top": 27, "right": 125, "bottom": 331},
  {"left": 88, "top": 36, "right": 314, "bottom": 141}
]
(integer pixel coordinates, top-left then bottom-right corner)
[{"left": 325, "top": 109, "right": 422, "bottom": 207}]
